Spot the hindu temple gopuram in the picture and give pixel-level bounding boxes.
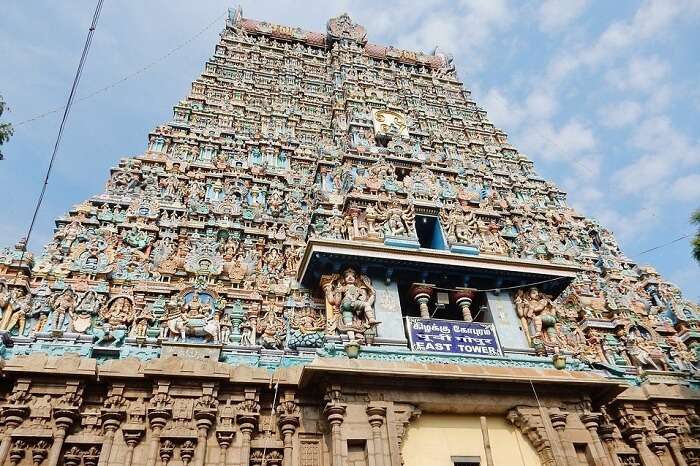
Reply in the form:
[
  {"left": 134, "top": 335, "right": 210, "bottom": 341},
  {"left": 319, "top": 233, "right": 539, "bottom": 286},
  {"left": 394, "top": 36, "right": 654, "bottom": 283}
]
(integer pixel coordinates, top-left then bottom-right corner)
[{"left": 0, "top": 8, "right": 699, "bottom": 466}]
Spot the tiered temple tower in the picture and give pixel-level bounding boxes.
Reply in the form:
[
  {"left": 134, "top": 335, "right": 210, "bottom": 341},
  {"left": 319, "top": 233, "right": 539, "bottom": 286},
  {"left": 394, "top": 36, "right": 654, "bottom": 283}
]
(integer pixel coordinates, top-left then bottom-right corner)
[{"left": 0, "top": 9, "right": 698, "bottom": 466}]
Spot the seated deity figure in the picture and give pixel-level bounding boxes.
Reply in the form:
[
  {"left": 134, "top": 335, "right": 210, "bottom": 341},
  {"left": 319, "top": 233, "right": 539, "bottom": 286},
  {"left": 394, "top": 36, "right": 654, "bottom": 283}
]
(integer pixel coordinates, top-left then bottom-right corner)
[
  {"left": 256, "top": 309, "right": 285, "bottom": 349},
  {"left": 440, "top": 205, "right": 478, "bottom": 245},
  {"left": 377, "top": 199, "right": 415, "bottom": 238},
  {"left": 184, "top": 292, "right": 209, "bottom": 319},
  {"left": 321, "top": 268, "right": 378, "bottom": 343}
]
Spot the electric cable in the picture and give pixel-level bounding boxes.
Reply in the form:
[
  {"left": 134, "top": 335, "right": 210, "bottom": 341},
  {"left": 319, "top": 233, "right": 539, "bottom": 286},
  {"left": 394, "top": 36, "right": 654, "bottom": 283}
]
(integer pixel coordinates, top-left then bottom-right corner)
[
  {"left": 13, "top": 0, "right": 105, "bottom": 280},
  {"left": 635, "top": 233, "right": 692, "bottom": 256},
  {"left": 261, "top": 371, "right": 281, "bottom": 466},
  {"left": 13, "top": 10, "right": 227, "bottom": 128}
]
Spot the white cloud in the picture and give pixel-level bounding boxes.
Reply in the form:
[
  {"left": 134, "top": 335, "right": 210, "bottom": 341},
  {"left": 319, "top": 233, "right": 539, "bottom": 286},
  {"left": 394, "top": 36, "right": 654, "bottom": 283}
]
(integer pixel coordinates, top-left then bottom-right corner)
[
  {"left": 630, "top": 116, "right": 700, "bottom": 164},
  {"left": 480, "top": 87, "right": 558, "bottom": 131},
  {"left": 545, "top": 0, "right": 699, "bottom": 84},
  {"left": 670, "top": 174, "right": 700, "bottom": 202},
  {"left": 525, "top": 89, "right": 558, "bottom": 120},
  {"left": 538, "top": 0, "right": 588, "bottom": 33},
  {"left": 481, "top": 88, "right": 523, "bottom": 129},
  {"left": 605, "top": 55, "right": 669, "bottom": 92},
  {"left": 600, "top": 101, "right": 643, "bottom": 128},
  {"left": 613, "top": 116, "right": 700, "bottom": 196},
  {"left": 395, "top": 0, "right": 513, "bottom": 57},
  {"left": 591, "top": 205, "right": 661, "bottom": 243},
  {"left": 519, "top": 119, "right": 596, "bottom": 161},
  {"left": 614, "top": 154, "right": 674, "bottom": 194}
]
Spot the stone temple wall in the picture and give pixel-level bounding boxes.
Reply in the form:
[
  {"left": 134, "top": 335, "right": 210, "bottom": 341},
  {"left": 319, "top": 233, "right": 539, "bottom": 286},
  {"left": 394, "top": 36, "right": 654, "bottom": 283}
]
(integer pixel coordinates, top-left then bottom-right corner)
[{"left": 0, "top": 8, "right": 698, "bottom": 466}]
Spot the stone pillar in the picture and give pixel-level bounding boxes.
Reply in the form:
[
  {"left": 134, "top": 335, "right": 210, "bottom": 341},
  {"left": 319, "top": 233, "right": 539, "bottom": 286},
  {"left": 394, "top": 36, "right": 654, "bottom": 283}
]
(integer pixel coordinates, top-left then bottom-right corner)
[
  {"left": 549, "top": 411, "right": 578, "bottom": 466},
  {"left": 0, "top": 403, "right": 29, "bottom": 466},
  {"left": 47, "top": 407, "right": 78, "bottom": 466},
  {"left": 217, "top": 403, "right": 236, "bottom": 466},
  {"left": 507, "top": 407, "right": 557, "bottom": 466},
  {"left": 98, "top": 409, "right": 126, "bottom": 466},
  {"left": 216, "top": 431, "right": 235, "bottom": 466},
  {"left": 623, "top": 426, "right": 662, "bottom": 466},
  {"left": 121, "top": 426, "right": 145, "bottom": 466},
  {"left": 580, "top": 413, "right": 614, "bottom": 466},
  {"left": 657, "top": 426, "right": 688, "bottom": 466},
  {"left": 324, "top": 403, "right": 346, "bottom": 466},
  {"left": 278, "top": 417, "right": 299, "bottom": 466},
  {"left": 479, "top": 416, "right": 495, "bottom": 466},
  {"left": 146, "top": 408, "right": 171, "bottom": 466},
  {"left": 451, "top": 288, "right": 477, "bottom": 322},
  {"left": 598, "top": 423, "right": 622, "bottom": 466},
  {"left": 237, "top": 414, "right": 258, "bottom": 466},
  {"left": 194, "top": 409, "right": 216, "bottom": 466},
  {"left": 367, "top": 406, "right": 386, "bottom": 466},
  {"left": 408, "top": 284, "right": 434, "bottom": 319}
]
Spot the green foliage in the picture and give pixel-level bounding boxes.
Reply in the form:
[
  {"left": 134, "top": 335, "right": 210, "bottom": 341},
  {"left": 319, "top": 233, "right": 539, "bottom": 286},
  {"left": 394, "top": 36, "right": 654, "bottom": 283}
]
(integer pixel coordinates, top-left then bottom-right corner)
[
  {"left": 693, "top": 209, "right": 700, "bottom": 263},
  {"left": 0, "top": 94, "right": 13, "bottom": 160}
]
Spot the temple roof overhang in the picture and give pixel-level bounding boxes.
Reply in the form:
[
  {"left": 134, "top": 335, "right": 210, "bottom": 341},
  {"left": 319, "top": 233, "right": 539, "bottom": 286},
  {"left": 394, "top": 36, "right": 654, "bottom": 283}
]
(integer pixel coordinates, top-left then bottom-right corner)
[
  {"left": 298, "top": 238, "right": 580, "bottom": 296},
  {"left": 299, "top": 358, "right": 628, "bottom": 406}
]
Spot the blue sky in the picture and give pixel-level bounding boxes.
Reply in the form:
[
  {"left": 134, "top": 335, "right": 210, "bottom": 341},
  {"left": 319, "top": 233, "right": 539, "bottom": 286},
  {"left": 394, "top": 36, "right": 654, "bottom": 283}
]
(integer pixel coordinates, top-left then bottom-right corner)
[{"left": 1, "top": 1, "right": 699, "bottom": 299}]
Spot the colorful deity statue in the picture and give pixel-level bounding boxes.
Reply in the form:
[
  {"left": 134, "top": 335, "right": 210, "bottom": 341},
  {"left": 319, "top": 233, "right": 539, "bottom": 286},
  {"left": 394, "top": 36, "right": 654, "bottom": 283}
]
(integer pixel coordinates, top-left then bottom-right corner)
[
  {"left": 514, "top": 287, "right": 559, "bottom": 351},
  {"left": 0, "top": 288, "right": 31, "bottom": 336},
  {"left": 321, "top": 268, "right": 378, "bottom": 343},
  {"left": 48, "top": 288, "right": 77, "bottom": 332},
  {"left": 377, "top": 199, "right": 415, "bottom": 238},
  {"left": 439, "top": 204, "right": 478, "bottom": 245},
  {"left": 288, "top": 307, "right": 326, "bottom": 349}
]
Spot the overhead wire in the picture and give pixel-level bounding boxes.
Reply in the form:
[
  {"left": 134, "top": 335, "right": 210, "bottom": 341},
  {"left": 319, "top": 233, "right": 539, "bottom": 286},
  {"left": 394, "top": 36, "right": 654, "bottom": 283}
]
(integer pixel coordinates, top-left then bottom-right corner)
[
  {"left": 13, "top": 0, "right": 105, "bottom": 280},
  {"left": 13, "top": 9, "right": 227, "bottom": 128},
  {"left": 528, "top": 125, "right": 695, "bottom": 258}
]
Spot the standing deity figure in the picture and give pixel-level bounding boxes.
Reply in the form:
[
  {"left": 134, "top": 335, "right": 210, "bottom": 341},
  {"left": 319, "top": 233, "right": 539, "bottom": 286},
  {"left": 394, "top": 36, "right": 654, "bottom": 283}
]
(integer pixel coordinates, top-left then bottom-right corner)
[
  {"left": 0, "top": 284, "right": 13, "bottom": 326},
  {"left": 0, "top": 288, "right": 31, "bottom": 336},
  {"left": 219, "top": 312, "right": 232, "bottom": 344},
  {"left": 131, "top": 306, "right": 155, "bottom": 338},
  {"left": 72, "top": 291, "right": 105, "bottom": 334},
  {"left": 49, "top": 289, "right": 77, "bottom": 332},
  {"left": 321, "top": 268, "right": 378, "bottom": 343},
  {"left": 159, "top": 296, "right": 182, "bottom": 340},
  {"left": 514, "top": 287, "right": 558, "bottom": 348}
]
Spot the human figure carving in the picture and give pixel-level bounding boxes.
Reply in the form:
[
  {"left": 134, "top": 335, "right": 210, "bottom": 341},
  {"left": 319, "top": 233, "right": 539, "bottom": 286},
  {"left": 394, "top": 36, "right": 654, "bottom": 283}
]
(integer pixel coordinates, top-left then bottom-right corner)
[{"left": 321, "top": 268, "right": 378, "bottom": 343}]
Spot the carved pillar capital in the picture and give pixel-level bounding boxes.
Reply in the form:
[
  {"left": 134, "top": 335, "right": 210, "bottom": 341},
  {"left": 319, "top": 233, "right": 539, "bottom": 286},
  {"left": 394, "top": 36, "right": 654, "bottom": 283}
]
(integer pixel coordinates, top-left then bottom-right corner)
[
  {"left": 0, "top": 404, "right": 30, "bottom": 429},
  {"left": 194, "top": 408, "right": 217, "bottom": 432},
  {"left": 507, "top": 406, "right": 557, "bottom": 466},
  {"left": 580, "top": 412, "right": 602, "bottom": 430},
  {"left": 216, "top": 430, "right": 235, "bottom": 449},
  {"left": 122, "top": 424, "right": 145, "bottom": 445},
  {"left": 409, "top": 283, "right": 435, "bottom": 319},
  {"left": 451, "top": 288, "right": 477, "bottom": 322},
  {"left": 549, "top": 410, "right": 568, "bottom": 431},
  {"left": 146, "top": 408, "right": 171, "bottom": 430},
  {"left": 52, "top": 406, "right": 79, "bottom": 432},
  {"left": 366, "top": 405, "right": 387, "bottom": 428},
  {"left": 101, "top": 408, "right": 126, "bottom": 432},
  {"left": 324, "top": 403, "right": 346, "bottom": 426}
]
